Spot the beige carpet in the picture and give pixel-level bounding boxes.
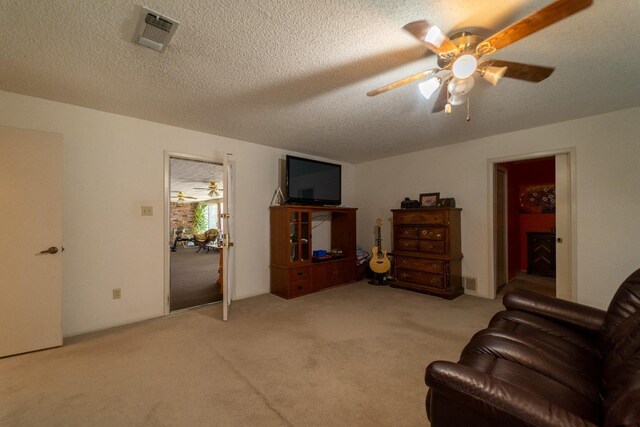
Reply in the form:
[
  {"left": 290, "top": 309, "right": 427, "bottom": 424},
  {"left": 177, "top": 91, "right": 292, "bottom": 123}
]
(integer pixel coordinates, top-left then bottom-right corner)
[{"left": 0, "top": 282, "right": 503, "bottom": 426}]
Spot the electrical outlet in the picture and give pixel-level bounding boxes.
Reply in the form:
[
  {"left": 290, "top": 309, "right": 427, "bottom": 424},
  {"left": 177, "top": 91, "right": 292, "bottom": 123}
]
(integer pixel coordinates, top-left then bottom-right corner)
[
  {"left": 141, "top": 206, "right": 153, "bottom": 216},
  {"left": 113, "top": 288, "right": 121, "bottom": 299}
]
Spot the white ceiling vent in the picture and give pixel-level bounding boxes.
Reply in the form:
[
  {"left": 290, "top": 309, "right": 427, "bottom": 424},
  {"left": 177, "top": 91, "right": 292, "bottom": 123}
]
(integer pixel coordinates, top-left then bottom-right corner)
[{"left": 134, "top": 7, "right": 179, "bottom": 52}]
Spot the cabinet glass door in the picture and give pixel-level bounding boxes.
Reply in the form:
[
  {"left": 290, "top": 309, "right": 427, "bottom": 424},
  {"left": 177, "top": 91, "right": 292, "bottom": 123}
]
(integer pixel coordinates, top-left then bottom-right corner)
[{"left": 289, "top": 210, "right": 310, "bottom": 263}]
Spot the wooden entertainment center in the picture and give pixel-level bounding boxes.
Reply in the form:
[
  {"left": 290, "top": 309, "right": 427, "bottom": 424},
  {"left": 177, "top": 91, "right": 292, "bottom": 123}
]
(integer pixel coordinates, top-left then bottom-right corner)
[{"left": 270, "top": 205, "right": 357, "bottom": 299}]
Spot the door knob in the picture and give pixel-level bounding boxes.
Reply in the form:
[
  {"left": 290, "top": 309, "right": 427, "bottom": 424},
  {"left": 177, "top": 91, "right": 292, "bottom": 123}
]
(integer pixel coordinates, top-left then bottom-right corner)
[
  {"left": 40, "top": 247, "right": 59, "bottom": 254},
  {"left": 556, "top": 238, "right": 563, "bottom": 243}
]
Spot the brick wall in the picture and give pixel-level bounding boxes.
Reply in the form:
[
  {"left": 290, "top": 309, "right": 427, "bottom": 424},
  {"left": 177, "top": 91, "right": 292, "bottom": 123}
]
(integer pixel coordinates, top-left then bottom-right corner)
[{"left": 170, "top": 202, "right": 195, "bottom": 235}]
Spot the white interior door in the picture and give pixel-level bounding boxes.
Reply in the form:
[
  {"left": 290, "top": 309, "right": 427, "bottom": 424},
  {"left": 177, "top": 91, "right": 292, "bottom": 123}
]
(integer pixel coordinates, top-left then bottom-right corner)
[
  {"left": 555, "top": 153, "right": 571, "bottom": 300},
  {"left": 0, "top": 126, "right": 63, "bottom": 357},
  {"left": 222, "top": 153, "right": 235, "bottom": 321}
]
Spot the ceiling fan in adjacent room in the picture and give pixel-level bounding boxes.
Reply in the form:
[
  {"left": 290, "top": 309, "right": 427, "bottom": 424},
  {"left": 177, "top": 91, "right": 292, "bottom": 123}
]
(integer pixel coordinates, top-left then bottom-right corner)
[
  {"left": 367, "top": 0, "right": 593, "bottom": 119},
  {"left": 171, "top": 191, "right": 197, "bottom": 203},
  {"left": 193, "top": 181, "right": 223, "bottom": 198}
]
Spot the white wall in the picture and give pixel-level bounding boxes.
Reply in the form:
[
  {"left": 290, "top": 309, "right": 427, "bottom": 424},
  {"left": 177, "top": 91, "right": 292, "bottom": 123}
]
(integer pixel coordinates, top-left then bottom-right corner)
[
  {"left": 355, "top": 107, "right": 640, "bottom": 310},
  {"left": 0, "top": 91, "right": 355, "bottom": 336}
]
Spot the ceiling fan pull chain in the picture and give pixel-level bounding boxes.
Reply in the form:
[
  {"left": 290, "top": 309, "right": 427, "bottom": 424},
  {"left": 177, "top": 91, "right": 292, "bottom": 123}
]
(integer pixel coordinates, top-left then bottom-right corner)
[{"left": 466, "top": 97, "right": 471, "bottom": 122}]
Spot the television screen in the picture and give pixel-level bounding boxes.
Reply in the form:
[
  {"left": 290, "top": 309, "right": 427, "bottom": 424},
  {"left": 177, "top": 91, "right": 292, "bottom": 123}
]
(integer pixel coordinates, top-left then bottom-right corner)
[{"left": 286, "top": 155, "right": 341, "bottom": 205}]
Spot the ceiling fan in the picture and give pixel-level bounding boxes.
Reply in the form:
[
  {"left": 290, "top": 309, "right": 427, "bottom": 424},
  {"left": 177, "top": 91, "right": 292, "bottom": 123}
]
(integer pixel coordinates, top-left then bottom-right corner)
[
  {"left": 171, "top": 191, "right": 197, "bottom": 203},
  {"left": 367, "top": 0, "right": 593, "bottom": 119},
  {"left": 193, "top": 181, "right": 223, "bottom": 198}
]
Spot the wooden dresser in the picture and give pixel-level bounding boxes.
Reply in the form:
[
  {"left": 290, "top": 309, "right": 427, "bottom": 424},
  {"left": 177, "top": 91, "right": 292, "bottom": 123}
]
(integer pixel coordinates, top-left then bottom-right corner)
[{"left": 391, "top": 208, "right": 463, "bottom": 299}]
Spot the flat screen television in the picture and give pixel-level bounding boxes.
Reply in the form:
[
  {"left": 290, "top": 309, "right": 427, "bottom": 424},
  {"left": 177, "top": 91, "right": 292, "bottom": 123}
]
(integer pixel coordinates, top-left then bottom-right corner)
[{"left": 285, "top": 155, "right": 341, "bottom": 206}]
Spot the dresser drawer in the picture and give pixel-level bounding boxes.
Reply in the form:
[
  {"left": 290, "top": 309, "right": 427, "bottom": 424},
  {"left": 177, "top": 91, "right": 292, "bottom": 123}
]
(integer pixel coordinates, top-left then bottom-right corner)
[
  {"left": 395, "top": 239, "right": 419, "bottom": 251},
  {"left": 419, "top": 240, "right": 445, "bottom": 254},
  {"left": 419, "top": 227, "right": 445, "bottom": 240},
  {"left": 395, "top": 226, "right": 419, "bottom": 239},
  {"left": 396, "top": 269, "right": 444, "bottom": 289},
  {"left": 395, "top": 256, "right": 444, "bottom": 274},
  {"left": 395, "top": 210, "right": 446, "bottom": 225}
]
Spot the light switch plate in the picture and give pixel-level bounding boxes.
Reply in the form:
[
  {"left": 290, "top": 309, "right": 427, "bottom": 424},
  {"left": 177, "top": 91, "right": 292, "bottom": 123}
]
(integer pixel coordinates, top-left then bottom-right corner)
[{"left": 141, "top": 206, "right": 153, "bottom": 216}]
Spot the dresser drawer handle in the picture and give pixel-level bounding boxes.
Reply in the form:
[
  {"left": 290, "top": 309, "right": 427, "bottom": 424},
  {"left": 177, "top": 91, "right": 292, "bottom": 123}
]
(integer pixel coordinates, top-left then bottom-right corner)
[
  {"left": 430, "top": 278, "right": 439, "bottom": 284},
  {"left": 426, "top": 244, "right": 434, "bottom": 249},
  {"left": 430, "top": 264, "right": 438, "bottom": 270},
  {"left": 400, "top": 272, "right": 409, "bottom": 279},
  {"left": 403, "top": 230, "right": 409, "bottom": 235},
  {"left": 296, "top": 272, "right": 304, "bottom": 276}
]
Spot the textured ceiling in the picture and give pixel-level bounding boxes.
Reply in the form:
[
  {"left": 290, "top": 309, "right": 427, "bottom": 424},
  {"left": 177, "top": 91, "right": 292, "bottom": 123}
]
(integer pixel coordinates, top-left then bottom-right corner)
[
  {"left": 170, "top": 158, "right": 223, "bottom": 202},
  {"left": 1, "top": 0, "right": 639, "bottom": 163}
]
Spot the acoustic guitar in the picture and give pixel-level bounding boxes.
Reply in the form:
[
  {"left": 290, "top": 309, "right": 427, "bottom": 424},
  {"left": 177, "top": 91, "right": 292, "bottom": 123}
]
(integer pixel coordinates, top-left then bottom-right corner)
[{"left": 370, "top": 218, "right": 391, "bottom": 274}]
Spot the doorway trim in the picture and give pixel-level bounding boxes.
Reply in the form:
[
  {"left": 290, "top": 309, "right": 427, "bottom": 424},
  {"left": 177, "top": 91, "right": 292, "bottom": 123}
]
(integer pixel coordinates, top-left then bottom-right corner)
[
  {"left": 163, "top": 151, "right": 223, "bottom": 315},
  {"left": 486, "top": 147, "right": 577, "bottom": 300}
]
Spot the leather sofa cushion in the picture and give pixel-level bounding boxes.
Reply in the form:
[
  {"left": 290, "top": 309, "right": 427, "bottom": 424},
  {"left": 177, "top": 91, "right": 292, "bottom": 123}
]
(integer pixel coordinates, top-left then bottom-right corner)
[
  {"left": 489, "top": 310, "right": 601, "bottom": 359},
  {"left": 461, "top": 334, "right": 603, "bottom": 406},
  {"left": 602, "top": 269, "right": 640, "bottom": 355},
  {"left": 457, "top": 352, "right": 602, "bottom": 425}
]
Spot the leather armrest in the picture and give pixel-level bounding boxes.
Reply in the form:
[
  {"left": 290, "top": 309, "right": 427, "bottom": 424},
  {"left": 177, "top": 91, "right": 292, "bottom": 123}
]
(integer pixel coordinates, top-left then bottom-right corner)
[
  {"left": 425, "top": 361, "right": 598, "bottom": 427},
  {"left": 503, "top": 289, "right": 606, "bottom": 335}
]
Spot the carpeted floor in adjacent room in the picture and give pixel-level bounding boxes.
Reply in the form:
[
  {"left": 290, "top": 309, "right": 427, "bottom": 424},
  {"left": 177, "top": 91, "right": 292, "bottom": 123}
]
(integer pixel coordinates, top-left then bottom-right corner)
[
  {"left": 170, "top": 246, "right": 222, "bottom": 311},
  {"left": 0, "top": 282, "right": 503, "bottom": 426}
]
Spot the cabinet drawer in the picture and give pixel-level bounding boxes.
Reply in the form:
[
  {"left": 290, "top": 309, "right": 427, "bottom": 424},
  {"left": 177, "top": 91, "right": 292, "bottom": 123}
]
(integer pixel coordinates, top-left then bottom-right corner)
[
  {"left": 289, "top": 266, "right": 311, "bottom": 281},
  {"left": 419, "top": 227, "right": 444, "bottom": 240},
  {"left": 395, "top": 226, "right": 419, "bottom": 239},
  {"left": 395, "top": 256, "right": 443, "bottom": 274},
  {"left": 396, "top": 269, "right": 444, "bottom": 289},
  {"left": 395, "top": 211, "right": 445, "bottom": 225},
  {"left": 289, "top": 280, "right": 312, "bottom": 296},
  {"left": 395, "top": 239, "right": 419, "bottom": 251},
  {"left": 419, "top": 240, "right": 445, "bottom": 254}
]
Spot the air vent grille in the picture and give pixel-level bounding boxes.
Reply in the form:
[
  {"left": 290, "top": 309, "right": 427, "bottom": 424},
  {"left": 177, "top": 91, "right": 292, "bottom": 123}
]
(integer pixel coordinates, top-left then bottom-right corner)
[
  {"left": 463, "top": 277, "right": 477, "bottom": 293},
  {"left": 135, "top": 7, "right": 179, "bottom": 52}
]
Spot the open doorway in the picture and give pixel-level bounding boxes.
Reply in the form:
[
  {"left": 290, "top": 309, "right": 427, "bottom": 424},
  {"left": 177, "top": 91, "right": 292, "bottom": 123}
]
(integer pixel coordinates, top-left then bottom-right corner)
[
  {"left": 495, "top": 157, "right": 557, "bottom": 297},
  {"left": 169, "top": 157, "right": 224, "bottom": 311}
]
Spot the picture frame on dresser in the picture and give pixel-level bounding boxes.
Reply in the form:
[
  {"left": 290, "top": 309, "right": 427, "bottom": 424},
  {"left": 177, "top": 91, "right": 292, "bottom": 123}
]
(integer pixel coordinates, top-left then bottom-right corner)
[{"left": 419, "top": 192, "right": 440, "bottom": 207}]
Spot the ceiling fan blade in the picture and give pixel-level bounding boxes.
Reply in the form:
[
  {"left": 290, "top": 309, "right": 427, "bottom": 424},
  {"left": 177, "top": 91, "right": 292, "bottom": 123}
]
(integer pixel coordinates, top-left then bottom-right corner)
[
  {"left": 479, "top": 0, "right": 592, "bottom": 53},
  {"left": 483, "top": 60, "right": 555, "bottom": 82},
  {"left": 431, "top": 85, "right": 448, "bottom": 113},
  {"left": 403, "top": 21, "right": 458, "bottom": 55},
  {"left": 367, "top": 68, "right": 439, "bottom": 96}
]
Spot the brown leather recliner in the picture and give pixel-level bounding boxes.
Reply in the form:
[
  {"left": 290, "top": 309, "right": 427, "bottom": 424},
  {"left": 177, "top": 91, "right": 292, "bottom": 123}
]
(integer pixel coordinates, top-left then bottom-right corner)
[{"left": 425, "top": 268, "right": 640, "bottom": 427}]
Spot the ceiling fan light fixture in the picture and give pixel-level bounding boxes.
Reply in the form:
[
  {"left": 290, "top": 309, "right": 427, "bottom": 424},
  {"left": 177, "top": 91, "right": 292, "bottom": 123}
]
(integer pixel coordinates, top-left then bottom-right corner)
[
  {"left": 418, "top": 77, "right": 441, "bottom": 100},
  {"left": 424, "top": 26, "right": 446, "bottom": 48},
  {"left": 452, "top": 55, "right": 478, "bottom": 79},
  {"left": 447, "top": 77, "right": 475, "bottom": 96},
  {"left": 449, "top": 94, "right": 467, "bottom": 106},
  {"left": 482, "top": 66, "right": 508, "bottom": 86}
]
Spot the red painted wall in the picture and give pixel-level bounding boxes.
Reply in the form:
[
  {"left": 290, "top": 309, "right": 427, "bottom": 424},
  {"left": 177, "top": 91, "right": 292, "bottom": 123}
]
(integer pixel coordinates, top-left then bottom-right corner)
[{"left": 499, "top": 157, "right": 555, "bottom": 278}]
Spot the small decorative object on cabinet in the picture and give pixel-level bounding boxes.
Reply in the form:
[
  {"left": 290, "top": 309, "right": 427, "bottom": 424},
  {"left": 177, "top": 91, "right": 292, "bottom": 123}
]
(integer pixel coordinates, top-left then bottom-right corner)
[
  {"left": 391, "top": 207, "right": 463, "bottom": 299},
  {"left": 270, "top": 205, "right": 357, "bottom": 299}
]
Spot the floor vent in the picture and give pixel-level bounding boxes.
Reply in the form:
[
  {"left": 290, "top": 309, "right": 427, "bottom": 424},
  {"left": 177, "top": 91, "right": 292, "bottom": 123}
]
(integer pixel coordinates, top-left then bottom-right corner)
[
  {"left": 134, "top": 7, "right": 179, "bottom": 52},
  {"left": 463, "top": 277, "right": 477, "bottom": 293}
]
